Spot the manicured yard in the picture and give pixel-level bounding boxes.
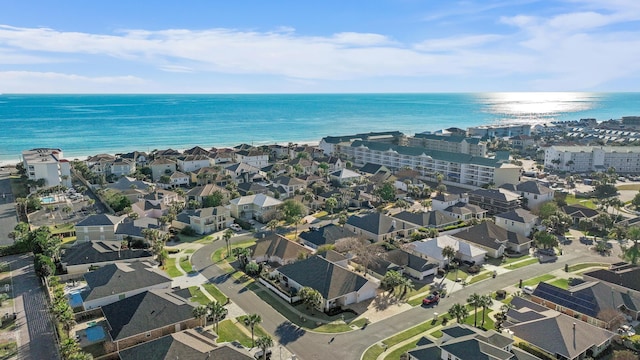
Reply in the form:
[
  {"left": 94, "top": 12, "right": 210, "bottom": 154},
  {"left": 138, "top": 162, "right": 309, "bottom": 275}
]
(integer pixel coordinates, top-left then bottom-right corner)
[
  {"left": 174, "top": 234, "right": 214, "bottom": 244},
  {"left": 502, "top": 254, "right": 533, "bottom": 265},
  {"left": 163, "top": 257, "right": 183, "bottom": 278},
  {"left": 445, "top": 269, "right": 469, "bottom": 281},
  {"left": 9, "top": 176, "right": 28, "bottom": 198},
  {"left": 216, "top": 320, "right": 253, "bottom": 348},
  {"left": 565, "top": 194, "right": 597, "bottom": 209},
  {"left": 203, "top": 283, "right": 228, "bottom": 305},
  {"left": 0, "top": 341, "right": 17, "bottom": 359},
  {"left": 505, "top": 257, "right": 539, "bottom": 270},
  {"left": 549, "top": 278, "right": 570, "bottom": 289},
  {"left": 617, "top": 184, "right": 640, "bottom": 191},
  {"left": 362, "top": 344, "right": 385, "bottom": 360},
  {"left": 382, "top": 317, "right": 443, "bottom": 346},
  {"left": 520, "top": 274, "right": 556, "bottom": 287},
  {"left": 188, "top": 286, "right": 210, "bottom": 305},
  {"left": 179, "top": 256, "right": 193, "bottom": 273},
  {"left": 468, "top": 271, "right": 494, "bottom": 285},
  {"left": 568, "top": 263, "right": 609, "bottom": 273},
  {"left": 384, "top": 339, "right": 419, "bottom": 360},
  {"left": 50, "top": 223, "right": 75, "bottom": 235},
  {"left": 236, "top": 315, "right": 270, "bottom": 339},
  {"left": 184, "top": 249, "right": 196, "bottom": 254}
]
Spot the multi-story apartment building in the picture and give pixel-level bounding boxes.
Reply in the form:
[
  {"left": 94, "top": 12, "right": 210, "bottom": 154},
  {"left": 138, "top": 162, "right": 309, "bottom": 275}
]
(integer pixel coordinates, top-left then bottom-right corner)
[
  {"left": 319, "top": 131, "right": 407, "bottom": 156},
  {"left": 22, "top": 148, "right": 72, "bottom": 187},
  {"left": 544, "top": 145, "right": 640, "bottom": 173},
  {"left": 467, "top": 124, "right": 531, "bottom": 138},
  {"left": 468, "top": 188, "right": 522, "bottom": 215},
  {"left": 408, "top": 133, "right": 487, "bottom": 157},
  {"left": 333, "top": 141, "right": 520, "bottom": 187}
]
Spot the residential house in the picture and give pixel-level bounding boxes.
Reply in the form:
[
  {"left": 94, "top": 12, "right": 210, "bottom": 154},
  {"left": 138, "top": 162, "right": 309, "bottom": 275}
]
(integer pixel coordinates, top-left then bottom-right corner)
[
  {"left": 224, "top": 162, "right": 264, "bottom": 183},
  {"left": 504, "top": 297, "right": 614, "bottom": 360},
  {"left": 168, "top": 171, "right": 189, "bottom": 188},
  {"left": 22, "top": 148, "right": 72, "bottom": 187},
  {"left": 149, "top": 158, "right": 177, "bottom": 182},
  {"left": 143, "top": 189, "right": 183, "bottom": 208},
  {"left": 407, "top": 235, "right": 487, "bottom": 268},
  {"left": 431, "top": 192, "right": 468, "bottom": 212},
  {"left": 384, "top": 249, "right": 439, "bottom": 280},
  {"left": 451, "top": 221, "right": 532, "bottom": 258},
  {"left": 276, "top": 255, "right": 378, "bottom": 311},
  {"left": 329, "top": 168, "right": 363, "bottom": 185},
  {"left": 75, "top": 214, "right": 126, "bottom": 242},
  {"left": 531, "top": 281, "right": 640, "bottom": 327},
  {"left": 117, "top": 151, "right": 148, "bottom": 166},
  {"left": 583, "top": 262, "right": 640, "bottom": 298},
  {"left": 173, "top": 207, "right": 232, "bottom": 235},
  {"left": 272, "top": 175, "right": 306, "bottom": 197},
  {"left": 153, "top": 149, "right": 181, "bottom": 159},
  {"left": 468, "top": 188, "right": 522, "bottom": 216},
  {"left": 106, "top": 176, "right": 152, "bottom": 193},
  {"left": 235, "top": 148, "right": 269, "bottom": 168},
  {"left": 210, "top": 148, "right": 235, "bottom": 164},
  {"left": 79, "top": 262, "right": 172, "bottom": 310},
  {"left": 345, "top": 212, "right": 417, "bottom": 242},
  {"left": 101, "top": 289, "right": 199, "bottom": 354},
  {"left": 500, "top": 181, "right": 554, "bottom": 211},
  {"left": 392, "top": 210, "right": 460, "bottom": 229},
  {"left": 114, "top": 217, "right": 165, "bottom": 241},
  {"left": 190, "top": 166, "right": 222, "bottom": 185},
  {"left": 359, "top": 163, "right": 391, "bottom": 176},
  {"left": 183, "top": 146, "right": 212, "bottom": 157},
  {"left": 408, "top": 323, "right": 535, "bottom": 360},
  {"left": 229, "top": 194, "right": 283, "bottom": 222},
  {"left": 60, "top": 241, "right": 153, "bottom": 274},
  {"left": 288, "top": 157, "right": 316, "bottom": 175},
  {"left": 131, "top": 199, "right": 168, "bottom": 219},
  {"left": 494, "top": 209, "right": 539, "bottom": 237},
  {"left": 118, "top": 329, "right": 252, "bottom": 360},
  {"left": 237, "top": 182, "right": 269, "bottom": 196},
  {"left": 509, "top": 134, "right": 535, "bottom": 149},
  {"left": 177, "top": 155, "right": 212, "bottom": 173},
  {"left": 299, "top": 224, "right": 358, "bottom": 250},
  {"left": 562, "top": 204, "right": 600, "bottom": 226},
  {"left": 443, "top": 202, "right": 487, "bottom": 222},
  {"left": 110, "top": 159, "right": 137, "bottom": 177},
  {"left": 250, "top": 234, "right": 313, "bottom": 266},
  {"left": 185, "top": 184, "right": 229, "bottom": 206}
]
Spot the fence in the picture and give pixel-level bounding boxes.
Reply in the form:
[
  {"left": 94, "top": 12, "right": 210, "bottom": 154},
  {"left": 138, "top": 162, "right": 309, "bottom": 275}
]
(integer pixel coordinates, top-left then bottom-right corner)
[{"left": 258, "top": 278, "right": 300, "bottom": 303}]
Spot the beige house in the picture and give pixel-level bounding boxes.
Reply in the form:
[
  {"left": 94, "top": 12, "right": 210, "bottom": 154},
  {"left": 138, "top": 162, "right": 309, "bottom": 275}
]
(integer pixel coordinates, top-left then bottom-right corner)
[
  {"left": 250, "top": 234, "right": 313, "bottom": 265},
  {"left": 174, "top": 206, "right": 232, "bottom": 235},
  {"left": 229, "top": 194, "right": 283, "bottom": 222},
  {"left": 75, "top": 214, "right": 126, "bottom": 242}
]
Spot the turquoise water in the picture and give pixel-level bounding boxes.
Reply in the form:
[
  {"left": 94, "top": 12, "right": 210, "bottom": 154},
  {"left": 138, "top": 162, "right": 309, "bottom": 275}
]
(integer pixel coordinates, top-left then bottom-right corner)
[
  {"left": 41, "top": 196, "right": 56, "bottom": 204},
  {"left": 68, "top": 292, "right": 83, "bottom": 308},
  {"left": 85, "top": 325, "right": 105, "bottom": 342},
  {"left": 1, "top": 93, "right": 639, "bottom": 163}
]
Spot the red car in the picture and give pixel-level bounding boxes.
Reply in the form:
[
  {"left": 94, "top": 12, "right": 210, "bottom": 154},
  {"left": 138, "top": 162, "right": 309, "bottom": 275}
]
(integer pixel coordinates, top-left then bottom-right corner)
[{"left": 422, "top": 294, "right": 440, "bottom": 306}]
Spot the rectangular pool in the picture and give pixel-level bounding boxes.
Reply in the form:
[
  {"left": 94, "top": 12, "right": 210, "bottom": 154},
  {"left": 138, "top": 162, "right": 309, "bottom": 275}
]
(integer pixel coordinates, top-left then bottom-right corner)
[
  {"left": 86, "top": 325, "right": 105, "bottom": 342},
  {"left": 68, "top": 292, "right": 83, "bottom": 308},
  {"left": 40, "top": 196, "right": 55, "bottom": 204}
]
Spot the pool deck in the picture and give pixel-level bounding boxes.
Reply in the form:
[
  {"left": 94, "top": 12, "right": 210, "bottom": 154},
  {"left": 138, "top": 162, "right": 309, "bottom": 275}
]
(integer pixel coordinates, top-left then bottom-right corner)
[{"left": 74, "top": 318, "right": 107, "bottom": 347}]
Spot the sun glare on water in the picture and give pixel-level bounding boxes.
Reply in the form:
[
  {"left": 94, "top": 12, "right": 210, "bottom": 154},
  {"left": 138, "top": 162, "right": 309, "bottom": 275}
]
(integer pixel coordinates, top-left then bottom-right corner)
[{"left": 478, "top": 92, "right": 597, "bottom": 125}]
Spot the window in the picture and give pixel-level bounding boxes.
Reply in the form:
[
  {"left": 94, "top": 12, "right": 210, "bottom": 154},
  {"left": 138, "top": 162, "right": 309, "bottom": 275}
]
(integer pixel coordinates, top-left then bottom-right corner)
[
  {"left": 146, "top": 332, "right": 151, "bottom": 337},
  {"left": 100, "top": 226, "right": 104, "bottom": 233}
]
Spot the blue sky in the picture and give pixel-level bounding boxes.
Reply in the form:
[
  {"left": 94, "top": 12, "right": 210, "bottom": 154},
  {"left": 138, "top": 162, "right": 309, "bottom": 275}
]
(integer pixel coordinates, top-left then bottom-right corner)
[{"left": 1, "top": 0, "right": 639, "bottom": 93}]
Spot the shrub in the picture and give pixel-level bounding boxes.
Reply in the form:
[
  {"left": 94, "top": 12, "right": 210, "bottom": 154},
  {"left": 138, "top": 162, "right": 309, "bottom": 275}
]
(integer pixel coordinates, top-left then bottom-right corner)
[
  {"left": 468, "top": 265, "right": 481, "bottom": 274},
  {"left": 181, "top": 226, "right": 197, "bottom": 236}
]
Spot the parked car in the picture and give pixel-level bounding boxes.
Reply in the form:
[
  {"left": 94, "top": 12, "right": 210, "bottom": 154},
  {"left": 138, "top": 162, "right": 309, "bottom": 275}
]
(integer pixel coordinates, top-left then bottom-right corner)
[
  {"left": 538, "top": 248, "right": 556, "bottom": 256},
  {"left": 229, "top": 224, "right": 242, "bottom": 232},
  {"left": 523, "top": 286, "right": 535, "bottom": 295},
  {"left": 462, "top": 260, "right": 476, "bottom": 266},
  {"left": 254, "top": 349, "right": 272, "bottom": 359},
  {"left": 422, "top": 294, "right": 440, "bottom": 306}
]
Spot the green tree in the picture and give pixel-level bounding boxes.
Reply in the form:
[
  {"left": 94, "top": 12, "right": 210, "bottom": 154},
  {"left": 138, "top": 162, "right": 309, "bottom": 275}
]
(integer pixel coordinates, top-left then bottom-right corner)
[
  {"left": 632, "top": 191, "right": 640, "bottom": 210},
  {"left": 60, "top": 338, "right": 81, "bottom": 360},
  {"left": 441, "top": 245, "right": 456, "bottom": 285},
  {"left": 538, "top": 202, "right": 558, "bottom": 220},
  {"left": 244, "top": 313, "right": 262, "bottom": 347},
  {"left": 255, "top": 335, "right": 274, "bottom": 360},
  {"left": 298, "top": 286, "right": 323, "bottom": 312},
  {"left": 448, "top": 303, "right": 469, "bottom": 323},
  {"left": 467, "top": 293, "right": 482, "bottom": 327},
  {"left": 398, "top": 277, "right": 415, "bottom": 298},
  {"left": 232, "top": 247, "right": 251, "bottom": 268},
  {"left": 34, "top": 254, "right": 54, "bottom": 278},
  {"left": 223, "top": 229, "right": 234, "bottom": 258},
  {"left": 324, "top": 197, "right": 338, "bottom": 214},
  {"left": 479, "top": 295, "right": 493, "bottom": 328},
  {"left": 245, "top": 261, "right": 260, "bottom": 275},
  {"left": 279, "top": 199, "right": 306, "bottom": 223},
  {"left": 266, "top": 219, "right": 280, "bottom": 233},
  {"left": 623, "top": 226, "right": 640, "bottom": 264},
  {"left": 534, "top": 231, "right": 558, "bottom": 250},
  {"left": 380, "top": 270, "right": 403, "bottom": 295},
  {"left": 202, "top": 191, "right": 224, "bottom": 207},
  {"left": 376, "top": 182, "right": 396, "bottom": 202},
  {"left": 192, "top": 305, "right": 208, "bottom": 327},
  {"left": 207, "top": 301, "right": 227, "bottom": 333}
]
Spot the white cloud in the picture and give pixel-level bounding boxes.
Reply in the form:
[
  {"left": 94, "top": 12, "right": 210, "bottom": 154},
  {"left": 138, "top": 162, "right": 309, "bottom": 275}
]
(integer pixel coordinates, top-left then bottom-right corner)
[
  {"left": 414, "top": 34, "right": 504, "bottom": 52},
  {"left": 0, "top": 71, "right": 146, "bottom": 93}
]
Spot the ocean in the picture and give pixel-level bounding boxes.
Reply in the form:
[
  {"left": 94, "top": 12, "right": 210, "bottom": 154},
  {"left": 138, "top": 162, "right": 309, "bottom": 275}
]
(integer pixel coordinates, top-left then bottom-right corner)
[{"left": 1, "top": 92, "right": 639, "bottom": 164}]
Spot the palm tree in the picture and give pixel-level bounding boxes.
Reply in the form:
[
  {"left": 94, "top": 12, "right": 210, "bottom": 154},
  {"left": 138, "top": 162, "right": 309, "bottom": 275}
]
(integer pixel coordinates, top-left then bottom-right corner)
[
  {"left": 192, "top": 305, "right": 208, "bottom": 327},
  {"left": 479, "top": 295, "right": 493, "bottom": 328},
  {"left": 266, "top": 219, "right": 279, "bottom": 233},
  {"left": 232, "top": 247, "right": 251, "bottom": 268},
  {"left": 207, "top": 301, "right": 227, "bottom": 333},
  {"left": 467, "top": 293, "right": 483, "bottom": 327},
  {"left": 223, "top": 229, "right": 234, "bottom": 258},
  {"left": 244, "top": 313, "right": 262, "bottom": 347},
  {"left": 448, "top": 303, "right": 469, "bottom": 323},
  {"left": 399, "top": 277, "right": 415, "bottom": 298},
  {"left": 59, "top": 338, "right": 80, "bottom": 360},
  {"left": 440, "top": 245, "right": 456, "bottom": 285},
  {"left": 255, "top": 335, "right": 274, "bottom": 360}
]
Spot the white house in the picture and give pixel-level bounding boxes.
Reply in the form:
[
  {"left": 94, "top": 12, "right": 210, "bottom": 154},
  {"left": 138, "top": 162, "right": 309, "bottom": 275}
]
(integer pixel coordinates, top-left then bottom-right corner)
[
  {"left": 431, "top": 193, "right": 468, "bottom": 212},
  {"left": 494, "top": 208, "right": 539, "bottom": 237},
  {"left": 22, "top": 148, "right": 72, "bottom": 188},
  {"left": 229, "top": 193, "right": 283, "bottom": 222},
  {"left": 408, "top": 235, "right": 487, "bottom": 268},
  {"left": 177, "top": 155, "right": 212, "bottom": 173},
  {"left": 500, "top": 180, "right": 554, "bottom": 211}
]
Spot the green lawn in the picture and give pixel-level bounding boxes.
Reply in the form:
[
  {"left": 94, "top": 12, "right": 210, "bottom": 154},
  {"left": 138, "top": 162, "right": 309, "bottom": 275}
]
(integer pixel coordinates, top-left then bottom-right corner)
[
  {"left": 184, "top": 249, "right": 196, "bottom": 254},
  {"left": 468, "top": 271, "right": 494, "bottom": 285},
  {"left": 568, "top": 263, "right": 609, "bottom": 273},
  {"left": 504, "top": 258, "right": 539, "bottom": 270},
  {"left": 203, "top": 283, "right": 228, "bottom": 305},
  {"left": 188, "top": 286, "right": 210, "bottom": 305},
  {"left": 9, "top": 176, "right": 28, "bottom": 198},
  {"left": 549, "top": 278, "right": 570, "bottom": 289},
  {"left": 446, "top": 269, "right": 469, "bottom": 281},
  {"left": 382, "top": 317, "right": 443, "bottom": 346},
  {"left": 384, "top": 339, "right": 419, "bottom": 360},
  {"left": 0, "top": 341, "right": 17, "bottom": 359},
  {"left": 50, "top": 223, "right": 75, "bottom": 235},
  {"left": 163, "top": 257, "right": 183, "bottom": 278},
  {"left": 362, "top": 344, "right": 385, "bottom": 360},
  {"left": 520, "top": 274, "right": 556, "bottom": 287},
  {"left": 502, "top": 254, "right": 533, "bottom": 265},
  {"left": 179, "top": 256, "right": 193, "bottom": 273},
  {"left": 617, "top": 184, "right": 640, "bottom": 191},
  {"left": 176, "top": 234, "right": 214, "bottom": 244},
  {"left": 565, "top": 194, "right": 597, "bottom": 209},
  {"left": 236, "top": 315, "right": 270, "bottom": 340},
  {"left": 216, "top": 320, "right": 253, "bottom": 348}
]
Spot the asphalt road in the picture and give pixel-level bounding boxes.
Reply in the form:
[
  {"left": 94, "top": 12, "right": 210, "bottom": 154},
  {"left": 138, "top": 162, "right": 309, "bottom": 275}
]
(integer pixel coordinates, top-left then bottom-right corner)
[
  {"left": 6, "top": 254, "right": 59, "bottom": 360},
  {"left": 191, "top": 232, "right": 619, "bottom": 360},
  {"left": 0, "top": 172, "right": 18, "bottom": 246}
]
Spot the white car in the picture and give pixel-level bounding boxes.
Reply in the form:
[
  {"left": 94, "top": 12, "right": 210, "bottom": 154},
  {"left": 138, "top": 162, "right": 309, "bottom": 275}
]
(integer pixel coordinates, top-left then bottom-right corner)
[
  {"left": 522, "top": 286, "right": 535, "bottom": 295},
  {"left": 229, "top": 224, "right": 242, "bottom": 232}
]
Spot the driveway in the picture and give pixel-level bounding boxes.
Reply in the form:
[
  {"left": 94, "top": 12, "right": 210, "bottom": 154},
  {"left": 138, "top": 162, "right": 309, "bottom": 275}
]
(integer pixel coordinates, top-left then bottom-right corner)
[
  {"left": 191, "top": 234, "right": 621, "bottom": 360},
  {"left": 5, "top": 254, "right": 59, "bottom": 360}
]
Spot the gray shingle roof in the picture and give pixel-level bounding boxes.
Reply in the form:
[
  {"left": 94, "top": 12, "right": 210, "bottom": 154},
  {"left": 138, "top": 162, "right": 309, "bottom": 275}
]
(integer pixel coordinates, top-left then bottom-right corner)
[
  {"left": 346, "top": 212, "right": 415, "bottom": 235},
  {"left": 392, "top": 210, "right": 458, "bottom": 228},
  {"left": 75, "top": 214, "right": 124, "bottom": 227},
  {"left": 299, "top": 224, "right": 357, "bottom": 247},
  {"left": 452, "top": 221, "right": 531, "bottom": 249},
  {"left": 278, "top": 256, "right": 370, "bottom": 300},
  {"left": 82, "top": 262, "right": 171, "bottom": 302},
  {"left": 494, "top": 208, "right": 538, "bottom": 223},
  {"left": 102, "top": 289, "right": 196, "bottom": 341},
  {"left": 61, "top": 241, "right": 153, "bottom": 266},
  {"left": 516, "top": 180, "right": 553, "bottom": 195},
  {"left": 250, "top": 234, "right": 312, "bottom": 262},
  {"left": 584, "top": 264, "right": 640, "bottom": 292}
]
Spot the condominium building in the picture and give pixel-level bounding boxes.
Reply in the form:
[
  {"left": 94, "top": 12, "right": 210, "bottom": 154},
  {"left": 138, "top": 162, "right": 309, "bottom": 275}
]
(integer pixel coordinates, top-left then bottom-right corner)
[
  {"left": 408, "top": 133, "right": 487, "bottom": 157},
  {"left": 22, "top": 148, "right": 72, "bottom": 187},
  {"left": 467, "top": 124, "right": 531, "bottom": 138},
  {"left": 334, "top": 140, "right": 520, "bottom": 187},
  {"left": 319, "top": 131, "right": 407, "bottom": 156},
  {"left": 544, "top": 145, "right": 640, "bottom": 173},
  {"left": 468, "top": 188, "right": 522, "bottom": 216}
]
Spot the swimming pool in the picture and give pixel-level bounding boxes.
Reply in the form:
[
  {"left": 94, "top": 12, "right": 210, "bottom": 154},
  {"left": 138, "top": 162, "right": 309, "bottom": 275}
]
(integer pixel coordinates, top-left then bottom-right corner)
[
  {"left": 40, "top": 196, "right": 55, "bottom": 204},
  {"left": 68, "top": 292, "right": 83, "bottom": 308},
  {"left": 86, "top": 325, "right": 105, "bottom": 342}
]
